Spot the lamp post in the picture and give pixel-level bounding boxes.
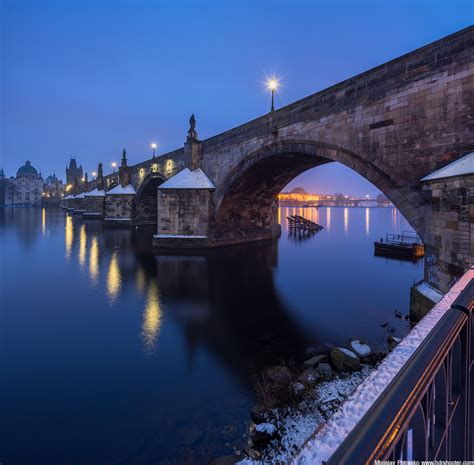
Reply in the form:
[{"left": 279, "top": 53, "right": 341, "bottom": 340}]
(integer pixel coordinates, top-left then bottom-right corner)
[
  {"left": 151, "top": 142, "right": 157, "bottom": 158},
  {"left": 266, "top": 78, "right": 279, "bottom": 113},
  {"left": 111, "top": 162, "right": 117, "bottom": 173}
]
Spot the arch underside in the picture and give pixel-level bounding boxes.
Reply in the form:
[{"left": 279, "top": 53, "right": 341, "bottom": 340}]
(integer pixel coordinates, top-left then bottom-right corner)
[
  {"left": 135, "top": 175, "right": 166, "bottom": 225},
  {"left": 212, "top": 141, "right": 425, "bottom": 244}
]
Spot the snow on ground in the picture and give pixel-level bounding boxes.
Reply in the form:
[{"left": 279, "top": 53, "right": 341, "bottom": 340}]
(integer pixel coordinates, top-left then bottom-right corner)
[
  {"left": 238, "top": 270, "right": 473, "bottom": 465},
  {"left": 416, "top": 281, "right": 444, "bottom": 303},
  {"left": 293, "top": 270, "right": 473, "bottom": 465},
  {"left": 237, "top": 367, "right": 373, "bottom": 465},
  {"left": 350, "top": 340, "right": 371, "bottom": 357}
]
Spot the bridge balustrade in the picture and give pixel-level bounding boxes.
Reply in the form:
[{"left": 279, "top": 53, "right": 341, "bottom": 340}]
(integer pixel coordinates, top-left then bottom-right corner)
[{"left": 326, "top": 275, "right": 473, "bottom": 464}]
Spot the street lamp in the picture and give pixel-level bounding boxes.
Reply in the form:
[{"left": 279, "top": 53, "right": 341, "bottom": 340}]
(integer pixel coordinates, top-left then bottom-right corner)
[
  {"left": 92, "top": 171, "right": 97, "bottom": 178},
  {"left": 151, "top": 142, "right": 157, "bottom": 158},
  {"left": 111, "top": 162, "right": 117, "bottom": 173},
  {"left": 266, "top": 77, "right": 280, "bottom": 112}
]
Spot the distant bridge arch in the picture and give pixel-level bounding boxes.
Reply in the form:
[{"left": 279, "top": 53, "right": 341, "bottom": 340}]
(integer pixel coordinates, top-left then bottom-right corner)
[{"left": 135, "top": 172, "right": 167, "bottom": 225}]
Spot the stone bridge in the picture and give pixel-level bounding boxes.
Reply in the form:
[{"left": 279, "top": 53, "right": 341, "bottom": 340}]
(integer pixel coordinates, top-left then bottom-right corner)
[{"left": 68, "top": 26, "right": 473, "bottom": 291}]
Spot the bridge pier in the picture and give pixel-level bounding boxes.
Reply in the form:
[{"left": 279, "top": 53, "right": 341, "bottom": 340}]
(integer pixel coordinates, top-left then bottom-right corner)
[
  {"left": 153, "top": 167, "right": 215, "bottom": 248},
  {"left": 420, "top": 155, "right": 473, "bottom": 292}
]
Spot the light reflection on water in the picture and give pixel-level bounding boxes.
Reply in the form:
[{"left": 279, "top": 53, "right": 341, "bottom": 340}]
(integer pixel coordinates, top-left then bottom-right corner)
[
  {"left": 89, "top": 236, "right": 99, "bottom": 285},
  {"left": 64, "top": 214, "right": 73, "bottom": 260},
  {"left": 106, "top": 250, "right": 121, "bottom": 303},
  {"left": 365, "top": 207, "right": 370, "bottom": 237},
  {"left": 1, "top": 207, "right": 422, "bottom": 465},
  {"left": 78, "top": 224, "right": 87, "bottom": 267},
  {"left": 142, "top": 282, "right": 162, "bottom": 353}
]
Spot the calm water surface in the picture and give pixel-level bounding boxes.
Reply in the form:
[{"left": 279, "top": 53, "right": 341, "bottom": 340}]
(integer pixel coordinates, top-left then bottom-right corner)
[{"left": 0, "top": 207, "right": 422, "bottom": 464}]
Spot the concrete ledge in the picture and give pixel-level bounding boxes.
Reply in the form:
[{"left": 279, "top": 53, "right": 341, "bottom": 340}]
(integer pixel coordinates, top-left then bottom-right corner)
[
  {"left": 153, "top": 234, "right": 211, "bottom": 249},
  {"left": 153, "top": 225, "right": 282, "bottom": 249},
  {"left": 83, "top": 212, "right": 104, "bottom": 219},
  {"left": 103, "top": 217, "right": 133, "bottom": 227}
]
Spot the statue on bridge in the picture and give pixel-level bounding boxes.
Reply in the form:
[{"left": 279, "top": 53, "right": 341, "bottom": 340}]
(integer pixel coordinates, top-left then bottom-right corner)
[{"left": 187, "top": 114, "right": 198, "bottom": 142}]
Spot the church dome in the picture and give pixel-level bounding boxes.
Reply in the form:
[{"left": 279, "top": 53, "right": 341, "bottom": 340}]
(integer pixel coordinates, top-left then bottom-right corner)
[
  {"left": 17, "top": 160, "right": 38, "bottom": 177},
  {"left": 45, "top": 174, "right": 60, "bottom": 184}
]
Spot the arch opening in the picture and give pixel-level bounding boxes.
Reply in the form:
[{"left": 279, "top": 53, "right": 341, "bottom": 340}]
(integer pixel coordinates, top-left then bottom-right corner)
[
  {"left": 212, "top": 140, "right": 423, "bottom": 244},
  {"left": 135, "top": 174, "right": 166, "bottom": 225}
]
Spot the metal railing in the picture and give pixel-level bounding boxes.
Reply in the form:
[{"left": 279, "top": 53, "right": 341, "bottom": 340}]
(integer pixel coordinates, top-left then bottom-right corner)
[{"left": 327, "top": 278, "right": 474, "bottom": 464}]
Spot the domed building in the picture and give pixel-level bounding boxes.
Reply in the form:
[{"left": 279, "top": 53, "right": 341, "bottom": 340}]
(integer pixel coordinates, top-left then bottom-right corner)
[
  {"left": 1, "top": 161, "right": 44, "bottom": 206},
  {"left": 44, "top": 173, "right": 64, "bottom": 201}
]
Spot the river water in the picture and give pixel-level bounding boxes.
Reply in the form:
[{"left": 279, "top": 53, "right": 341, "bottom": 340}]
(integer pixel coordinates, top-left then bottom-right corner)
[{"left": 0, "top": 206, "right": 422, "bottom": 464}]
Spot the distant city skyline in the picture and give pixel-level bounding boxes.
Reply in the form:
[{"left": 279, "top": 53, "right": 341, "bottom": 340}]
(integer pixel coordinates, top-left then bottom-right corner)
[{"left": 2, "top": 1, "right": 471, "bottom": 197}]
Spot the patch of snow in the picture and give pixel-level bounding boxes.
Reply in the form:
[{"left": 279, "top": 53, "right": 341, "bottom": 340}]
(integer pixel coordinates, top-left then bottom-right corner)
[
  {"left": 159, "top": 168, "right": 215, "bottom": 190},
  {"left": 255, "top": 423, "right": 277, "bottom": 435},
  {"left": 293, "top": 269, "right": 474, "bottom": 465},
  {"left": 154, "top": 234, "right": 208, "bottom": 239},
  {"left": 84, "top": 188, "right": 106, "bottom": 197},
  {"left": 74, "top": 193, "right": 85, "bottom": 199},
  {"left": 350, "top": 340, "right": 371, "bottom": 357},
  {"left": 239, "top": 368, "right": 372, "bottom": 465},
  {"left": 106, "top": 184, "right": 136, "bottom": 195},
  {"left": 338, "top": 348, "right": 358, "bottom": 358},
  {"left": 421, "top": 151, "right": 473, "bottom": 181},
  {"left": 416, "top": 281, "right": 444, "bottom": 303}
]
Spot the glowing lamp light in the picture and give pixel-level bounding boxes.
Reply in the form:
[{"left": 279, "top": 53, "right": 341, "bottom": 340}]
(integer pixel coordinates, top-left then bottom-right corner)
[
  {"left": 111, "top": 162, "right": 117, "bottom": 170},
  {"left": 151, "top": 142, "right": 157, "bottom": 157},
  {"left": 266, "top": 78, "right": 279, "bottom": 92},
  {"left": 265, "top": 76, "right": 280, "bottom": 112},
  {"left": 92, "top": 171, "right": 97, "bottom": 177}
]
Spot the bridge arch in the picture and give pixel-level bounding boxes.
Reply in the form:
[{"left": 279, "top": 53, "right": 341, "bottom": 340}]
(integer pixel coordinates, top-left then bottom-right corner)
[
  {"left": 212, "top": 140, "right": 425, "bottom": 242},
  {"left": 135, "top": 172, "right": 167, "bottom": 225}
]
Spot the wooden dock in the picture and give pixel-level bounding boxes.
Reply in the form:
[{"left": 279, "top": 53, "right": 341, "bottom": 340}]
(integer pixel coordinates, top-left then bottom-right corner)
[{"left": 287, "top": 215, "right": 324, "bottom": 233}]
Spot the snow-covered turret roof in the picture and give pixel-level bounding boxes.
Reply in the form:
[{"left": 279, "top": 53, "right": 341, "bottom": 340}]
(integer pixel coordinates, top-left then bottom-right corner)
[
  {"left": 106, "top": 184, "right": 136, "bottom": 195},
  {"left": 421, "top": 152, "right": 474, "bottom": 182},
  {"left": 84, "top": 188, "right": 106, "bottom": 197},
  {"left": 63, "top": 195, "right": 72, "bottom": 200},
  {"left": 75, "top": 193, "right": 85, "bottom": 199},
  {"left": 159, "top": 168, "right": 215, "bottom": 190}
]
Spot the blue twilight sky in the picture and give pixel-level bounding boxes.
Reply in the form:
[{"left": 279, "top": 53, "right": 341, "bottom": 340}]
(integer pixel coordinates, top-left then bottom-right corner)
[{"left": 1, "top": 0, "right": 472, "bottom": 196}]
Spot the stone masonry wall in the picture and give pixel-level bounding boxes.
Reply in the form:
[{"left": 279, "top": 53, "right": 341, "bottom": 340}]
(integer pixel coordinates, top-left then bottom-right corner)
[
  {"left": 105, "top": 195, "right": 135, "bottom": 221},
  {"left": 84, "top": 196, "right": 105, "bottom": 217},
  {"left": 422, "top": 174, "right": 473, "bottom": 291},
  {"left": 157, "top": 189, "right": 212, "bottom": 236}
]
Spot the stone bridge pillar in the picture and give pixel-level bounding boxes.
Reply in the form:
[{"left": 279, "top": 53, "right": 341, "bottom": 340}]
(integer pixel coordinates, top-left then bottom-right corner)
[
  {"left": 420, "top": 153, "right": 473, "bottom": 292},
  {"left": 153, "top": 115, "right": 216, "bottom": 248}
]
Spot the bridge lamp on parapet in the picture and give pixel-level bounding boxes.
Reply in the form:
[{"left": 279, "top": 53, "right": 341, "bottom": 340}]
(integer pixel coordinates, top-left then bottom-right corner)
[
  {"left": 111, "top": 162, "right": 117, "bottom": 173},
  {"left": 151, "top": 142, "right": 157, "bottom": 158},
  {"left": 266, "top": 77, "right": 280, "bottom": 113},
  {"left": 92, "top": 171, "right": 97, "bottom": 178}
]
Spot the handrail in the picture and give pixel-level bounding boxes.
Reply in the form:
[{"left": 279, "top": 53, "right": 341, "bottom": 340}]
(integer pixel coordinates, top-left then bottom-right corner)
[{"left": 326, "top": 278, "right": 473, "bottom": 464}]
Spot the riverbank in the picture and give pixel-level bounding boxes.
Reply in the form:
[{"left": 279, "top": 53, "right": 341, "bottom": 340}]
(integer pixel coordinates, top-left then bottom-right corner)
[{"left": 213, "top": 335, "right": 403, "bottom": 465}]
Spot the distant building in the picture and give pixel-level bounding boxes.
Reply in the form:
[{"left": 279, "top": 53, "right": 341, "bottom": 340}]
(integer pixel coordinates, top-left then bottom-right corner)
[
  {"left": 43, "top": 173, "right": 65, "bottom": 203},
  {"left": 289, "top": 187, "right": 307, "bottom": 194},
  {"left": 66, "top": 158, "right": 84, "bottom": 191},
  {"left": 1, "top": 161, "right": 44, "bottom": 206}
]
